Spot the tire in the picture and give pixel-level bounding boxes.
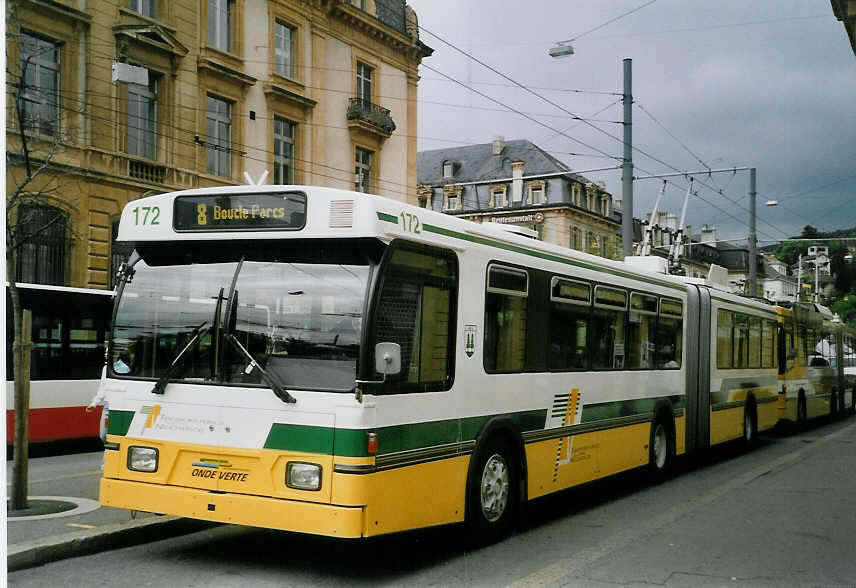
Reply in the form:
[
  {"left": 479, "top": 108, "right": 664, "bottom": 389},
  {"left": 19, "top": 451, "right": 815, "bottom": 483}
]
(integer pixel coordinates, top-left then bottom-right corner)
[
  {"left": 466, "top": 437, "right": 517, "bottom": 545},
  {"left": 743, "top": 401, "right": 758, "bottom": 449},
  {"left": 851, "top": 385, "right": 856, "bottom": 415},
  {"left": 797, "top": 391, "right": 807, "bottom": 427},
  {"left": 830, "top": 388, "right": 839, "bottom": 418},
  {"left": 648, "top": 412, "right": 675, "bottom": 482}
]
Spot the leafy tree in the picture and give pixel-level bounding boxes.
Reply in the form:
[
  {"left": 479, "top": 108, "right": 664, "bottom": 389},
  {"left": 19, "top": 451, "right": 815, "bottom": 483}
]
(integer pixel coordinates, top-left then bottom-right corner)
[
  {"left": 831, "top": 295, "right": 856, "bottom": 328},
  {"left": 831, "top": 243, "right": 852, "bottom": 293}
]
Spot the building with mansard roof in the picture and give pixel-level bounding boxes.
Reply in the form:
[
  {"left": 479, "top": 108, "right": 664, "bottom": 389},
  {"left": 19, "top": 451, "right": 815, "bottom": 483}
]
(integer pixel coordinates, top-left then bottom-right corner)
[{"left": 417, "top": 137, "right": 622, "bottom": 259}]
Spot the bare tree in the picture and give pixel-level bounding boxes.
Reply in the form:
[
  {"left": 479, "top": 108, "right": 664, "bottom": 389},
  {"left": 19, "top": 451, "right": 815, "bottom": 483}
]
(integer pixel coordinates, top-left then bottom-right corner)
[{"left": 6, "top": 4, "right": 83, "bottom": 510}]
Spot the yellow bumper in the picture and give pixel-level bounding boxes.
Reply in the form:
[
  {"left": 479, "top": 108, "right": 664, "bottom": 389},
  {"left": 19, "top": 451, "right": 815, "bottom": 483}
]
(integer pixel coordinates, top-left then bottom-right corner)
[{"left": 100, "top": 477, "right": 365, "bottom": 538}]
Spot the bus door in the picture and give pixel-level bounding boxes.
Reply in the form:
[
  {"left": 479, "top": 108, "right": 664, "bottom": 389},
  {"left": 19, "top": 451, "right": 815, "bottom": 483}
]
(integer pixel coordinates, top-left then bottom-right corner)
[{"left": 684, "top": 285, "right": 711, "bottom": 454}]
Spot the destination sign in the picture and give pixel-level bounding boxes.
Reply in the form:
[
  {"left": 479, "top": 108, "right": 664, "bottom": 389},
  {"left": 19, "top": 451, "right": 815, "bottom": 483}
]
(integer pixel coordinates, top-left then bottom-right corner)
[{"left": 173, "top": 192, "right": 307, "bottom": 231}]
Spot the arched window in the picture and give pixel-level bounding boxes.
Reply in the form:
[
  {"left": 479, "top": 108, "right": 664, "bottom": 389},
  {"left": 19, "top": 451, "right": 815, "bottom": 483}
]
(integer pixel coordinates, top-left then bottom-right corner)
[{"left": 15, "top": 203, "right": 68, "bottom": 285}]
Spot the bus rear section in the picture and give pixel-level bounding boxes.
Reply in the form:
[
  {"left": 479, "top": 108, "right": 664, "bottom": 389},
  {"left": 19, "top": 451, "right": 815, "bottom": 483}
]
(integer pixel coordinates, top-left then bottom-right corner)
[{"left": 6, "top": 284, "right": 112, "bottom": 446}]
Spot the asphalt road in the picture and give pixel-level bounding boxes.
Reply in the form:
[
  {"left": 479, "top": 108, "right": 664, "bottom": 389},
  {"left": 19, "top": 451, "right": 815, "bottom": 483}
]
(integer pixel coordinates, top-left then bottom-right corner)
[{"left": 9, "top": 416, "right": 856, "bottom": 587}]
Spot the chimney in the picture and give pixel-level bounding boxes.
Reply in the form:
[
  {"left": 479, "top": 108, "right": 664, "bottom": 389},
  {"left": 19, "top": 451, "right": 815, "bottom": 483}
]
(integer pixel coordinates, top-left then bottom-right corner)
[
  {"left": 701, "top": 224, "right": 717, "bottom": 244},
  {"left": 667, "top": 213, "right": 677, "bottom": 231},
  {"left": 492, "top": 136, "right": 505, "bottom": 156},
  {"left": 614, "top": 199, "right": 622, "bottom": 211},
  {"left": 511, "top": 161, "right": 524, "bottom": 203}
]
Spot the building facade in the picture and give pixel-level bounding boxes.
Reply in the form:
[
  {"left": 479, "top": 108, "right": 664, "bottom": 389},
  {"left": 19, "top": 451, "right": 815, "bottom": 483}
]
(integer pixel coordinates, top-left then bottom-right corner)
[
  {"left": 7, "top": 0, "right": 429, "bottom": 290},
  {"left": 417, "top": 138, "right": 621, "bottom": 259}
]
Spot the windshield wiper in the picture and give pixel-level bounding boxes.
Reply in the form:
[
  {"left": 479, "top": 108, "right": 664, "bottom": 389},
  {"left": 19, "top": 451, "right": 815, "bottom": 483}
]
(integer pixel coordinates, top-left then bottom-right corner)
[
  {"left": 225, "top": 333, "right": 296, "bottom": 404},
  {"left": 151, "top": 321, "right": 209, "bottom": 395}
]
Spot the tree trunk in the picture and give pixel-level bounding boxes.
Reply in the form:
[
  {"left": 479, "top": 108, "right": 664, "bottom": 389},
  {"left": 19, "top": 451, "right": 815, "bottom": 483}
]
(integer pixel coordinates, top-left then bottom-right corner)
[{"left": 11, "top": 306, "right": 32, "bottom": 511}]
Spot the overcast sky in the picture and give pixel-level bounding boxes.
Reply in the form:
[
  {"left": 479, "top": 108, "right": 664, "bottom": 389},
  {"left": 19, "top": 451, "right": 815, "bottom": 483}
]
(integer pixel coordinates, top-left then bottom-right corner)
[{"left": 407, "top": 0, "right": 856, "bottom": 244}]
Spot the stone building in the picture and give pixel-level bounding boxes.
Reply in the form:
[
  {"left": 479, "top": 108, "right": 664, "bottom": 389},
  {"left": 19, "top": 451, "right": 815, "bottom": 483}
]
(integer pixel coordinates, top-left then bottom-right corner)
[
  {"left": 7, "top": 0, "right": 430, "bottom": 290},
  {"left": 417, "top": 138, "right": 622, "bottom": 259}
]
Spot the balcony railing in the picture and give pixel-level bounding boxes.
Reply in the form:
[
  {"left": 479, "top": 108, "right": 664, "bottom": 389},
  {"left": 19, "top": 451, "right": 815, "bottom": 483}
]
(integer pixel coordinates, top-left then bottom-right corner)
[
  {"left": 129, "top": 159, "right": 166, "bottom": 184},
  {"left": 346, "top": 97, "right": 396, "bottom": 135}
]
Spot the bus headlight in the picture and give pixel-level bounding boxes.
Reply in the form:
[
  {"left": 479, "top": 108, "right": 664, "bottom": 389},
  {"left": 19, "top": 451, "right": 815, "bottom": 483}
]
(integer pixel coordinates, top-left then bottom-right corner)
[
  {"left": 127, "top": 446, "right": 159, "bottom": 472},
  {"left": 286, "top": 462, "right": 321, "bottom": 491}
]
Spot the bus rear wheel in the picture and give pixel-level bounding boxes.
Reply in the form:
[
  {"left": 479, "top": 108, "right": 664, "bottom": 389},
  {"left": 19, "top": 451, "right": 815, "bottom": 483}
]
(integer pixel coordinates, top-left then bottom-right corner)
[
  {"left": 466, "top": 438, "right": 517, "bottom": 545},
  {"left": 743, "top": 402, "right": 758, "bottom": 448},
  {"left": 797, "top": 391, "right": 807, "bottom": 427},
  {"left": 851, "top": 385, "right": 856, "bottom": 415},
  {"left": 648, "top": 413, "right": 675, "bottom": 482}
]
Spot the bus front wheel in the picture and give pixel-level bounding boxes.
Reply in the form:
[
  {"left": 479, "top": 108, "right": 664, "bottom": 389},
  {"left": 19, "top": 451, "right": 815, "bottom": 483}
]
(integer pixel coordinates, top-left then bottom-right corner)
[{"left": 466, "top": 437, "right": 517, "bottom": 544}]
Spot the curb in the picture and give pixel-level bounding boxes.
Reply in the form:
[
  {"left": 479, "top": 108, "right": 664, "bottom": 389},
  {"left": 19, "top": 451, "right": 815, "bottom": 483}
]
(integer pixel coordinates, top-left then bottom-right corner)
[{"left": 8, "top": 516, "right": 216, "bottom": 572}]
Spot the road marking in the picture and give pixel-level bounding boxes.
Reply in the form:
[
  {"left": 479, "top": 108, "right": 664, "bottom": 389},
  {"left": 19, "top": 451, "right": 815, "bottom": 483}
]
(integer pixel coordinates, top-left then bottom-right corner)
[
  {"left": 5, "top": 470, "right": 101, "bottom": 486},
  {"left": 507, "top": 421, "right": 856, "bottom": 587},
  {"left": 66, "top": 523, "right": 96, "bottom": 530}
]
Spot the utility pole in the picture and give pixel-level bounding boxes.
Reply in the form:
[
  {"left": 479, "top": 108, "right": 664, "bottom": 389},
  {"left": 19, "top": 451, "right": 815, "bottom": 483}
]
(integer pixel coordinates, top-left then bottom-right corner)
[
  {"left": 797, "top": 253, "right": 803, "bottom": 302},
  {"left": 621, "top": 58, "right": 633, "bottom": 259},
  {"left": 748, "top": 168, "right": 757, "bottom": 297}
]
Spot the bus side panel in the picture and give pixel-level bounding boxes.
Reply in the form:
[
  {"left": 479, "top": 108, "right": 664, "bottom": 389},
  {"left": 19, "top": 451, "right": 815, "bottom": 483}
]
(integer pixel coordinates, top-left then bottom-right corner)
[
  {"left": 360, "top": 456, "right": 469, "bottom": 537},
  {"left": 525, "top": 423, "right": 650, "bottom": 501},
  {"left": 709, "top": 407, "right": 744, "bottom": 446}
]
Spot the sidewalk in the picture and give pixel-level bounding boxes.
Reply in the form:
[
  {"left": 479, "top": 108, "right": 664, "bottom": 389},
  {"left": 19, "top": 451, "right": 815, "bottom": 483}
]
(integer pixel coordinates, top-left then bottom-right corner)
[{"left": 7, "top": 449, "right": 212, "bottom": 571}]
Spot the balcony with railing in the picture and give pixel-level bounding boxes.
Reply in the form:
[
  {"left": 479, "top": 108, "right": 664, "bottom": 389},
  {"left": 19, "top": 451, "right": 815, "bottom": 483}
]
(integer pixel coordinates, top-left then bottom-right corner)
[{"left": 346, "top": 97, "right": 396, "bottom": 138}]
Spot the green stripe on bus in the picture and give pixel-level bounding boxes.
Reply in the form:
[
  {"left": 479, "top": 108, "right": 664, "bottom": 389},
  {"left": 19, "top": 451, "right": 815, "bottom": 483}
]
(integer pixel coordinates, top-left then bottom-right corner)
[
  {"left": 375, "top": 213, "right": 683, "bottom": 291},
  {"left": 376, "top": 212, "right": 398, "bottom": 223},
  {"left": 581, "top": 395, "right": 684, "bottom": 423},
  {"left": 264, "top": 424, "right": 335, "bottom": 454},
  {"left": 107, "top": 410, "right": 134, "bottom": 436},
  {"left": 265, "top": 409, "right": 548, "bottom": 457}
]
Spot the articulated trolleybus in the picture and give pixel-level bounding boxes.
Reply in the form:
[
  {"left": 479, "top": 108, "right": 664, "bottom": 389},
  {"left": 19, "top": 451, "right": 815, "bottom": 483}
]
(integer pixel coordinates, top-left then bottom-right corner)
[{"left": 101, "top": 185, "right": 788, "bottom": 541}]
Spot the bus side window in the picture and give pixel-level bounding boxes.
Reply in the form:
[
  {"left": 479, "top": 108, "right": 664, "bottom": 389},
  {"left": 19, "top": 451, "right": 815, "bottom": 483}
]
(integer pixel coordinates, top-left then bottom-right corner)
[
  {"left": 716, "top": 310, "right": 732, "bottom": 369},
  {"left": 655, "top": 298, "right": 682, "bottom": 369},
  {"left": 626, "top": 292, "right": 657, "bottom": 370},
  {"left": 733, "top": 314, "right": 749, "bottom": 369},
  {"left": 484, "top": 265, "right": 529, "bottom": 373},
  {"left": 749, "top": 317, "right": 762, "bottom": 369},
  {"left": 591, "top": 286, "right": 627, "bottom": 370},
  {"left": 548, "top": 277, "right": 590, "bottom": 371},
  {"left": 371, "top": 243, "right": 458, "bottom": 392},
  {"left": 762, "top": 320, "right": 776, "bottom": 369}
]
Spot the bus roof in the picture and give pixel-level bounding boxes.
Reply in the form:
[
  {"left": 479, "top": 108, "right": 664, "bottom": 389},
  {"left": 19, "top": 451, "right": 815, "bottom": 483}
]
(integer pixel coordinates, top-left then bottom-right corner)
[{"left": 117, "top": 184, "right": 775, "bottom": 301}]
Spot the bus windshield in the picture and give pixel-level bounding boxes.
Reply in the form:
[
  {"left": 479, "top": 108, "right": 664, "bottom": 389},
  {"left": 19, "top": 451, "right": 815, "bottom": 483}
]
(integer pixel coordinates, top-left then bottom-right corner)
[{"left": 111, "top": 243, "right": 375, "bottom": 392}]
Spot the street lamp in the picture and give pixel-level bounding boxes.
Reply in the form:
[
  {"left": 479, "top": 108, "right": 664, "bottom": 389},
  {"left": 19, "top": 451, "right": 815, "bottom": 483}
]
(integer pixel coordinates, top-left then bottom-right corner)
[
  {"left": 548, "top": 42, "right": 574, "bottom": 58},
  {"left": 548, "top": 50, "right": 633, "bottom": 258}
]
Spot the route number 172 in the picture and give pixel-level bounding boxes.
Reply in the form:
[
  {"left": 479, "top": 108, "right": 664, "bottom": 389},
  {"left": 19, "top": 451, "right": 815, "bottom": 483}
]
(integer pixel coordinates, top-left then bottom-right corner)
[
  {"left": 399, "top": 212, "right": 421, "bottom": 234},
  {"left": 132, "top": 206, "right": 161, "bottom": 226}
]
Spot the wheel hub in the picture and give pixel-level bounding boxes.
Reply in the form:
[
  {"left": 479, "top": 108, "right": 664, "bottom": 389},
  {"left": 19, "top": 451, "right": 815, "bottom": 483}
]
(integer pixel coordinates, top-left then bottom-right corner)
[
  {"left": 480, "top": 454, "right": 509, "bottom": 522},
  {"left": 653, "top": 424, "right": 667, "bottom": 469}
]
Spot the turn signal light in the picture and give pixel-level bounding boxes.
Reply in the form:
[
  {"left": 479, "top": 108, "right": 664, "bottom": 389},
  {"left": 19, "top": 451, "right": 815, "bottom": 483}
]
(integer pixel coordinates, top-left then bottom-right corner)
[{"left": 367, "top": 432, "right": 378, "bottom": 455}]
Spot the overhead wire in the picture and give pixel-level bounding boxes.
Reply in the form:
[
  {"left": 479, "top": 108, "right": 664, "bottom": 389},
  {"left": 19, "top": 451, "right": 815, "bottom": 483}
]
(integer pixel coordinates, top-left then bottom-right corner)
[{"left": 419, "top": 24, "right": 796, "bottom": 240}]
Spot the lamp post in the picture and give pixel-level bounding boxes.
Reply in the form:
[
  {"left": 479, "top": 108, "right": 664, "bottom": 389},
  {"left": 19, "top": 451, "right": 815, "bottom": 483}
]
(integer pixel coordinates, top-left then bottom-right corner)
[{"left": 549, "top": 47, "right": 633, "bottom": 258}]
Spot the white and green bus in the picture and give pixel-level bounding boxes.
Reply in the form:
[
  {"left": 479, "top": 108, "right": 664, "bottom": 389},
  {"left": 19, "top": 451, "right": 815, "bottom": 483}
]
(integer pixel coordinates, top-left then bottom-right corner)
[{"left": 99, "top": 184, "right": 779, "bottom": 542}]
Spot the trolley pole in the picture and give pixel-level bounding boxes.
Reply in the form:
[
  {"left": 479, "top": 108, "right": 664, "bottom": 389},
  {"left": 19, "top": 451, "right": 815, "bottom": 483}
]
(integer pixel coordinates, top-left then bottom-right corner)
[
  {"left": 748, "top": 167, "right": 757, "bottom": 297},
  {"left": 621, "top": 58, "right": 633, "bottom": 259}
]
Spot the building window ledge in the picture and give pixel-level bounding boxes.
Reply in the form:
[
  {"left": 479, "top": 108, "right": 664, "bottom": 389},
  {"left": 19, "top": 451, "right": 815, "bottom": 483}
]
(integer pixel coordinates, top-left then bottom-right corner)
[{"left": 264, "top": 83, "right": 316, "bottom": 110}]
